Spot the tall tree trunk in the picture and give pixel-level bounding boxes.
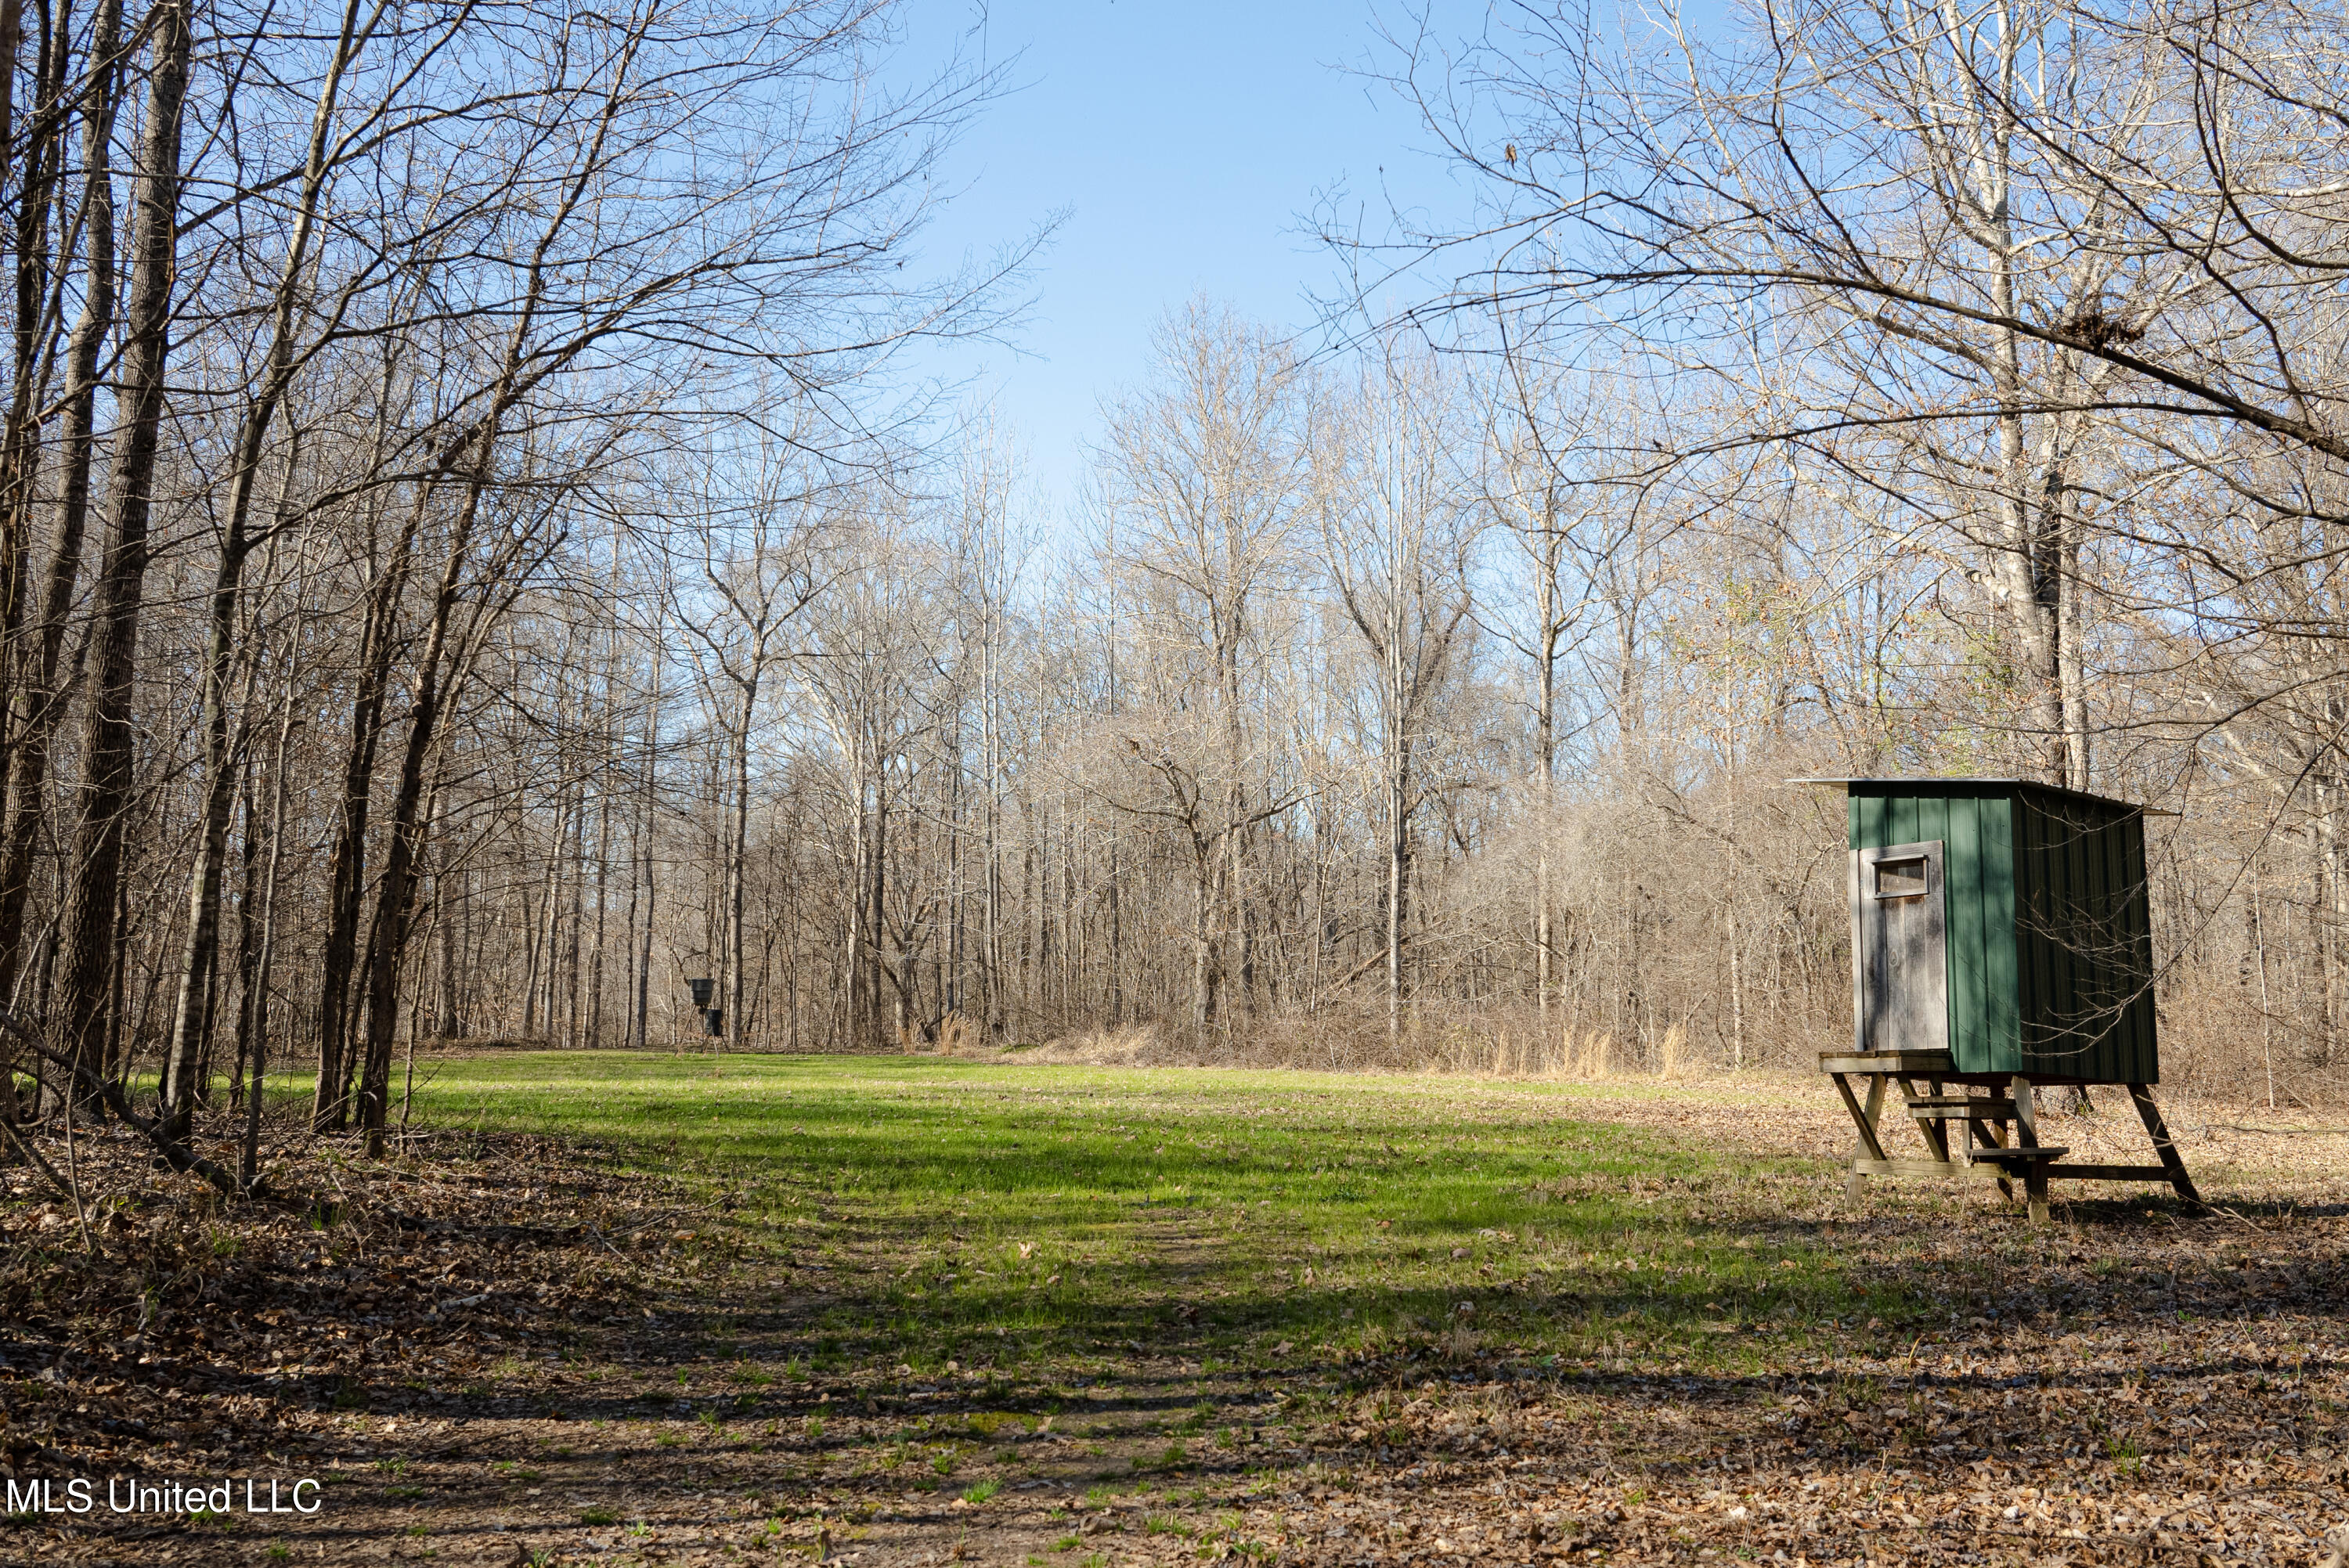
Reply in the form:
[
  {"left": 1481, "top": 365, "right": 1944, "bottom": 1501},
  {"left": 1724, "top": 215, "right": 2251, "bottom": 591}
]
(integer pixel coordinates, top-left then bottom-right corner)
[
  {"left": 55, "top": 0, "right": 190, "bottom": 1099},
  {"left": 517, "top": 878, "right": 541, "bottom": 1036},
  {"left": 587, "top": 773, "right": 612, "bottom": 1047},
  {"left": 1386, "top": 752, "right": 1406, "bottom": 1052},
  {"left": 868, "top": 784, "right": 887, "bottom": 1047},
  {"left": 161, "top": 0, "right": 366, "bottom": 1121},
  {"left": 314, "top": 496, "right": 424, "bottom": 1130},
  {"left": 0, "top": 0, "right": 121, "bottom": 1001},
  {"left": 843, "top": 755, "right": 866, "bottom": 1048},
  {"left": 944, "top": 741, "right": 962, "bottom": 1023},
  {"left": 354, "top": 475, "right": 491, "bottom": 1151},
  {"left": 531, "top": 791, "right": 565, "bottom": 1036},
  {"left": 1384, "top": 601, "right": 1409, "bottom": 1051},
  {"left": 1187, "top": 812, "right": 1218, "bottom": 1042},
  {"left": 561, "top": 780, "right": 584, "bottom": 1047},
  {"left": 435, "top": 863, "right": 461, "bottom": 1040},
  {"left": 1534, "top": 505, "right": 1559, "bottom": 1033},
  {"left": 1988, "top": 196, "right": 2066, "bottom": 784},
  {"left": 983, "top": 706, "right": 1002, "bottom": 1038},
  {"left": 0, "top": 0, "right": 77, "bottom": 765}
]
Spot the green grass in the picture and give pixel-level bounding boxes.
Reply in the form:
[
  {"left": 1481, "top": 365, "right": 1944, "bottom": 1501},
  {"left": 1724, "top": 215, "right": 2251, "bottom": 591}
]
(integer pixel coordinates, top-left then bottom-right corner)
[{"left": 408, "top": 1052, "right": 1922, "bottom": 1372}]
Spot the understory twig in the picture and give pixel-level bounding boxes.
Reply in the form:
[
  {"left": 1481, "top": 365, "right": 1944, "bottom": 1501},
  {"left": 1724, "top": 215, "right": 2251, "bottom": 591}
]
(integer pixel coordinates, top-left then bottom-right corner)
[
  {"left": 0, "top": 1010, "right": 247, "bottom": 1199},
  {"left": 63, "top": 1076, "right": 96, "bottom": 1256},
  {"left": 0, "top": 1115, "right": 71, "bottom": 1195}
]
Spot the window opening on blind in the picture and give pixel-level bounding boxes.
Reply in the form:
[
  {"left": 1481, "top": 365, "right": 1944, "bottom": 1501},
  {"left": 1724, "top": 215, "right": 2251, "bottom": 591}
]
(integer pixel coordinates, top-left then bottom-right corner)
[{"left": 1873, "top": 857, "right": 1929, "bottom": 899}]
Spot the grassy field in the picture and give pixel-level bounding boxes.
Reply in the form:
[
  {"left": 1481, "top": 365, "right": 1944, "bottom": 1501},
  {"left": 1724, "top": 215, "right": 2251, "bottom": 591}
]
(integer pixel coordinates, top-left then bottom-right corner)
[
  {"left": 15, "top": 1049, "right": 2340, "bottom": 1565},
  {"left": 405, "top": 1051, "right": 1919, "bottom": 1379}
]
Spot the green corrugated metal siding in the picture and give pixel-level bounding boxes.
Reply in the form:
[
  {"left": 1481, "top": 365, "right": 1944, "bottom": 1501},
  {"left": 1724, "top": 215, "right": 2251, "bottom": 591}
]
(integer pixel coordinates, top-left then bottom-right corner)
[
  {"left": 1849, "top": 780, "right": 2156, "bottom": 1084},
  {"left": 1947, "top": 798, "right": 1986, "bottom": 1066},
  {"left": 2124, "top": 811, "right": 2157, "bottom": 1081},
  {"left": 2012, "top": 791, "right": 2157, "bottom": 1083},
  {"left": 1980, "top": 795, "right": 2021, "bottom": 1072}
]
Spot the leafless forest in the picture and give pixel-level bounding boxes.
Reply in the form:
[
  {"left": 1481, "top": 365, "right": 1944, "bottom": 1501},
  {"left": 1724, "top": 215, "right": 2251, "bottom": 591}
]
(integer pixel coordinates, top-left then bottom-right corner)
[{"left": 2, "top": 0, "right": 2347, "bottom": 1181}]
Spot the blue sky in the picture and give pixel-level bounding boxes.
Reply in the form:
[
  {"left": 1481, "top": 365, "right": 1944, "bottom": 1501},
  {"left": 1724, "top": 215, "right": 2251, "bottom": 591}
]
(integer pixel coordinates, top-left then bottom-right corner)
[{"left": 896, "top": 0, "right": 1482, "bottom": 515}]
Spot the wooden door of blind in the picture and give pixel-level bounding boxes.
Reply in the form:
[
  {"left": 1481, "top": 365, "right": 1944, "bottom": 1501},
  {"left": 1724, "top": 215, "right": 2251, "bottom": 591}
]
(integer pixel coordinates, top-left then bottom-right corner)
[{"left": 1852, "top": 840, "right": 1949, "bottom": 1054}]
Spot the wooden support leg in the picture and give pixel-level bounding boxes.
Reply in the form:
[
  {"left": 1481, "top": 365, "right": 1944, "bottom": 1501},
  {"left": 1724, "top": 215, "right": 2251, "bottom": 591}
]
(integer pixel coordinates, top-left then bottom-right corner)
[
  {"left": 1834, "top": 1072, "right": 1887, "bottom": 1199},
  {"left": 1901, "top": 1075, "right": 1952, "bottom": 1162},
  {"left": 2012, "top": 1076, "right": 2049, "bottom": 1224},
  {"left": 2127, "top": 1084, "right": 2200, "bottom": 1203}
]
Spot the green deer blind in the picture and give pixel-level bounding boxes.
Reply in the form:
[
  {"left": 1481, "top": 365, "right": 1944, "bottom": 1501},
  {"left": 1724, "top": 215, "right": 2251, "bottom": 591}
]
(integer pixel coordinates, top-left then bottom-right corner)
[{"left": 1841, "top": 778, "right": 2159, "bottom": 1084}]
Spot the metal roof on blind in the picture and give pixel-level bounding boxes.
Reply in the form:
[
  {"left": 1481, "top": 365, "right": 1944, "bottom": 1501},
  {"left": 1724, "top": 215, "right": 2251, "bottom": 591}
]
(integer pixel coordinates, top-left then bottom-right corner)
[{"left": 1785, "top": 777, "right": 2178, "bottom": 816}]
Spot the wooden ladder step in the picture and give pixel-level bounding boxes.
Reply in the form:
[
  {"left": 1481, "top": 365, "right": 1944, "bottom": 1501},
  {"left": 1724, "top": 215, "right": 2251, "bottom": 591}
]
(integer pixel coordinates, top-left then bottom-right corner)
[
  {"left": 1967, "top": 1144, "right": 2069, "bottom": 1166},
  {"left": 1905, "top": 1098, "right": 2019, "bottom": 1120},
  {"left": 1851, "top": 1156, "right": 2173, "bottom": 1184}
]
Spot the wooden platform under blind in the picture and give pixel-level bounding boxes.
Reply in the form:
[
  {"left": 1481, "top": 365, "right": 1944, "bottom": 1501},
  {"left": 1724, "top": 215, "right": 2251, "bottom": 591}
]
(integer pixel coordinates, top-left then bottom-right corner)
[{"left": 1820, "top": 1049, "right": 2196, "bottom": 1222}]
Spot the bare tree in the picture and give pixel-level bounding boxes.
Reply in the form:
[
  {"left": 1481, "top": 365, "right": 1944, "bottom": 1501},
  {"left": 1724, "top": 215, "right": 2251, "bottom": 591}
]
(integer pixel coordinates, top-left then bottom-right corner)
[
  {"left": 677, "top": 438, "right": 821, "bottom": 1049},
  {"left": 1316, "top": 341, "right": 1479, "bottom": 1044},
  {"left": 1358, "top": 0, "right": 2349, "bottom": 784},
  {"left": 1095, "top": 302, "right": 1308, "bottom": 1039}
]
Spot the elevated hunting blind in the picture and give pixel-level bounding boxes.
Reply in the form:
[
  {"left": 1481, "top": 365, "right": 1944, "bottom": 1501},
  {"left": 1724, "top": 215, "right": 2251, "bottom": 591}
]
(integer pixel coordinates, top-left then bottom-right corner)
[
  {"left": 1802, "top": 778, "right": 2197, "bottom": 1220},
  {"left": 687, "top": 976, "right": 723, "bottom": 1038}
]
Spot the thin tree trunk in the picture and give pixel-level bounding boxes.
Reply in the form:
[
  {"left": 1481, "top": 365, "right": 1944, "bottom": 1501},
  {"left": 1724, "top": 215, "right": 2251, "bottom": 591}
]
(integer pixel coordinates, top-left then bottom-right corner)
[
  {"left": 437, "top": 863, "right": 460, "bottom": 1039},
  {"left": 229, "top": 752, "right": 262, "bottom": 1107},
  {"left": 241, "top": 692, "right": 296, "bottom": 1191},
  {"left": 588, "top": 768, "right": 612, "bottom": 1047},
  {"left": 633, "top": 646, "right": 659, "bottom": 1050},
  {"left": 727, "top": 684, "right": 752, "bottom": 1048},
  {"left": 2056, "top": 490, "right": 2090, "bottom": 792}
]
